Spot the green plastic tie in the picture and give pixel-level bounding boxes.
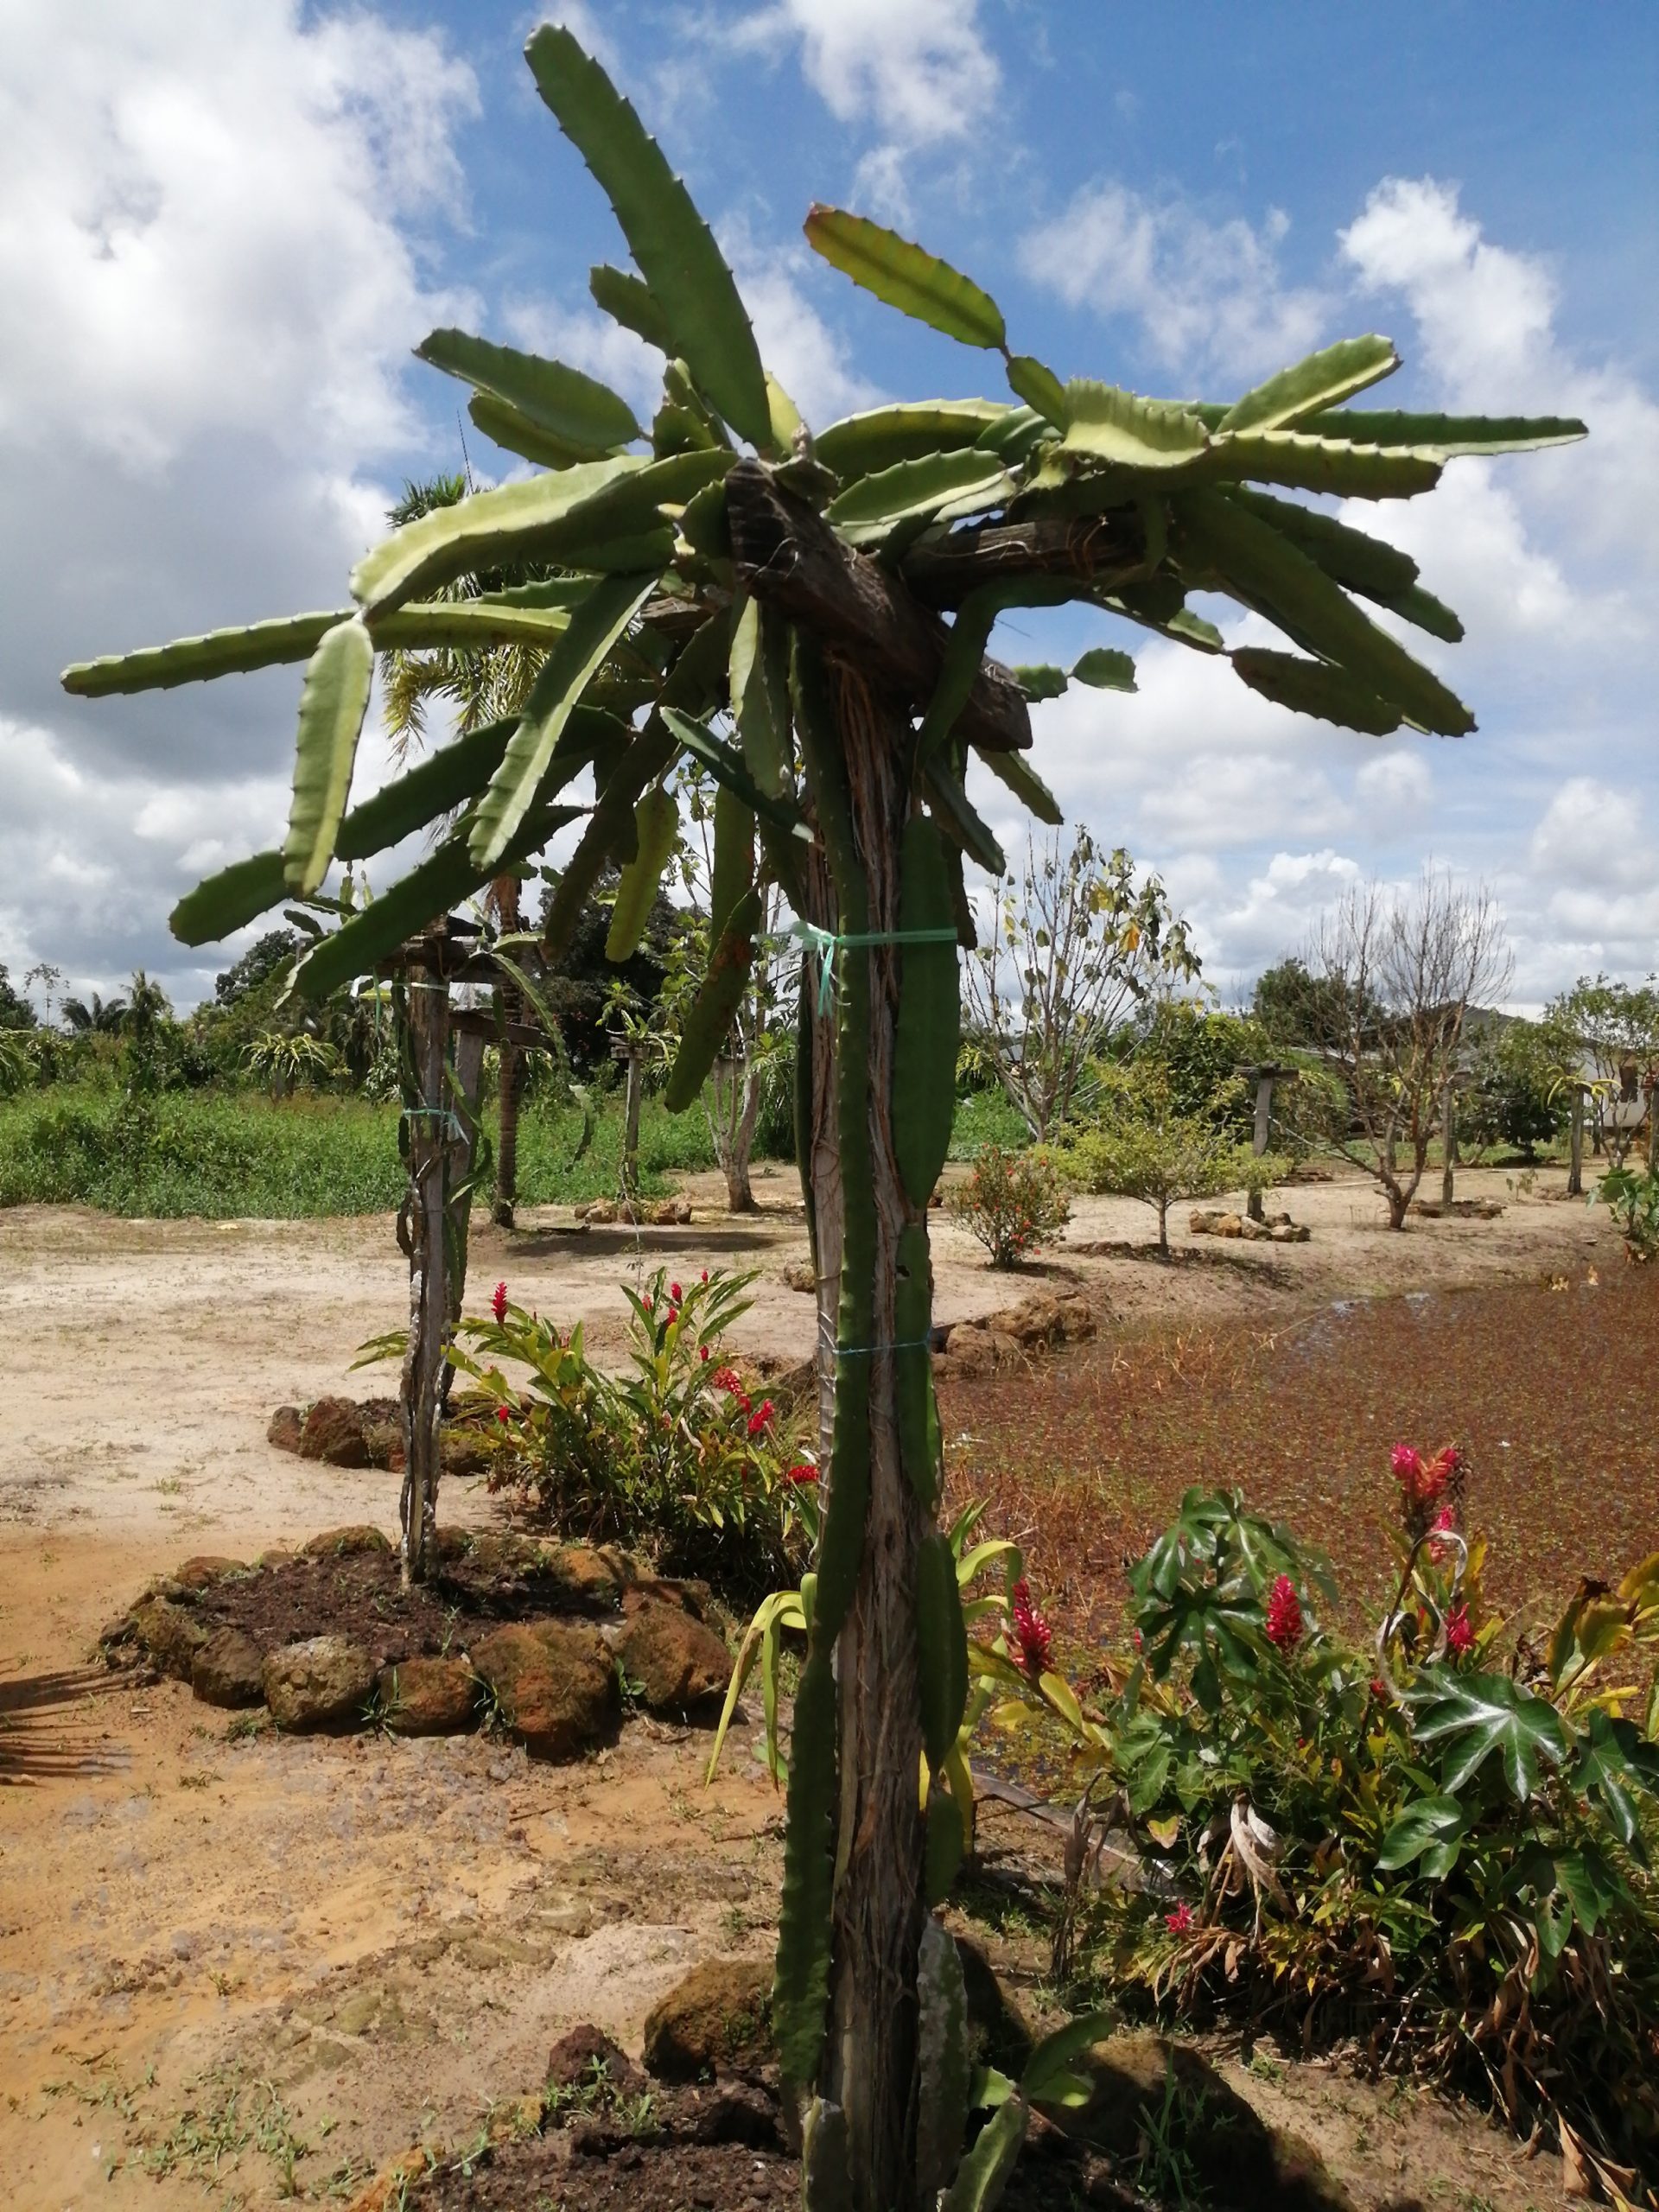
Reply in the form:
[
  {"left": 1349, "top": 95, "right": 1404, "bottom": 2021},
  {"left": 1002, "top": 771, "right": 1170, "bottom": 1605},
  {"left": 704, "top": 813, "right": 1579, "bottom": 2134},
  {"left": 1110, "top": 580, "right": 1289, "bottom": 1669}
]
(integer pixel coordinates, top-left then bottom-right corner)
[{"left": 782, "top": 918, "right": 960, "bottom": 1016}]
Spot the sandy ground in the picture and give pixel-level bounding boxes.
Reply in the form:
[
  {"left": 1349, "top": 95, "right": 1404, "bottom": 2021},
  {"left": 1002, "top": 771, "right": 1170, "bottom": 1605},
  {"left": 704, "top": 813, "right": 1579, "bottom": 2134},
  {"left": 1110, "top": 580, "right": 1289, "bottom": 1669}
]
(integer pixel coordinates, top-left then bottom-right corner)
[{"left": 0, "top": 1160, "right": 1611, "bottom": 2208}]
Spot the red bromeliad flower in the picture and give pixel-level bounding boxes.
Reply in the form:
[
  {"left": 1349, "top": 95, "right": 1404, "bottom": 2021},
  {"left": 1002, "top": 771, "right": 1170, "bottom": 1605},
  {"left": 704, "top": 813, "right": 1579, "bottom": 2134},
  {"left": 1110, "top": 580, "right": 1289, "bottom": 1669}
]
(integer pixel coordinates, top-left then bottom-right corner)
[
  {"left": 699, "top": 1269, "right": 709, "bottom": 1284},
  {"left": 711, "top": 1364, "right": 744, "bottom": 1394},
  {"left": 491, "top": 1281, "right": 508, "bottom": 1324},
  {"left": 1446, "top": 1604, "right": 1475, "bottom": 1654},
  {"left": 495, "top": 1405, "right": 512, "bottom": 1425},
  {"left": 1165, "top": 1901, "right": 1193, "bottom": 1935},
  {"left": 786, "top": 1463, "right": 818, "bottom": 1485},
  {"left": 1265, "top": 1574, "right": 1304, "bottom": 1652},
  {"left": 699, "top": 1344, "right": 711, "bottom": 1362},
  {"left": 671, "top": 1281, "right": 683, "bottom": 1302},
  {"left": 1009, "top": 1579, "right": 1053, "bottom": 1679},
  {"left": 747, "top": 1400, "right": 775, "bottom": 1436},
  {"left": 1391, "top": 1440, "right": 1459, "bottom": 1512}
]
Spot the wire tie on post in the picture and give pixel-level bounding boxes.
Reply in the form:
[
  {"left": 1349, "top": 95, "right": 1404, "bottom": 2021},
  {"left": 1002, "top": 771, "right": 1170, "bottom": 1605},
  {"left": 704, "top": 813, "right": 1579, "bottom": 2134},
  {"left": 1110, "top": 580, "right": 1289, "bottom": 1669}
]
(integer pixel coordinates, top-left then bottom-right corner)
[{"left": 779, "top": 919, "right": 961, "bottom": 1017}]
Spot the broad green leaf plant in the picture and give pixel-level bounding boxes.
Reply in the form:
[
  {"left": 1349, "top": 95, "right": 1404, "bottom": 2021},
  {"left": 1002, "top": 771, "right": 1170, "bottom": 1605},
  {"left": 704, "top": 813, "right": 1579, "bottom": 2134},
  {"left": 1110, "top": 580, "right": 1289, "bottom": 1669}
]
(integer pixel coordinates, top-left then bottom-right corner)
[{"left": 62, "top": 22, "right": 1584, "bottom": 2207}]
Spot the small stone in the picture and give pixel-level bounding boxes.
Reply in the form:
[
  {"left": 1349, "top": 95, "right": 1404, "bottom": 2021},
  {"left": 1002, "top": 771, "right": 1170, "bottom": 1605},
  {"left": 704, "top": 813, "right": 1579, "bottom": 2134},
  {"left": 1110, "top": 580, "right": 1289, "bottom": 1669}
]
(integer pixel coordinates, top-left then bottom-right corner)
[
  {"left": 174, "top": 1554, "right": 245, "bottom": 1590},
  {"left": 1269, "top": 1222, "right": 1311, "bottom": 1243},
  {"left": 300, "top": 1523, "right": 392, "bottom": 1559},
  {"left": 298, "top": 1397, "right": 372, "bottom": 1467},
  {"left": 541, "top": 1542, "right": 625, "bottom": 1609},
  {"left": 192, "top": 1627, "right": 266, "bottom": 1708},
  {"left": 267, "top": 1406, "right": 304, "bottom": 1453},
  {"left": 377, "top": 1656, "right": 478, "bottom": 1737},
  {"left": 263, "top": 1635, "right": 377, "bottom": 1732},
  {"left": 577, "top": 1198, "right": 617, "bottom": 1225},
  {"left": 613, "top": 1600, "right": 731, "bottom": 1711},
  {"left": 469, "top": 1621, "right": 617, "bottom": 1760},
  {"left": 780, "top": 1259, "right": 817, "bottom": 1293},
  {"left": 257, "top": 1548, "right": 295, "bottom": 1569},
  {"left": 642, "top": 1957, "right": 773, "bottom": 2082},
  {"left": 130, "top": 1594, "right": 211, "bottom": 1681}
]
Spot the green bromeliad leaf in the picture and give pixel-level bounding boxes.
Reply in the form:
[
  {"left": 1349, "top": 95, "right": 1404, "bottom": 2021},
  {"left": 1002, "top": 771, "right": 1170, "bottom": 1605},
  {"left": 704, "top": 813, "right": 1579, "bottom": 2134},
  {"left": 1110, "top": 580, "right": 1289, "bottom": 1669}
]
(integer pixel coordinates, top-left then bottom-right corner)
[
  {"left": 1403, "top": 1666, "right": 1570, "bottom": 1801},
  {"left": 588, "top": 262, "right": 672, "bottom": 353},
  {"left": 1201, "top": 428, "right": 1442, "bottom": 499},
  {"left": 1173, "top": 487, "right": 1473, "bottom": 735},
  {"left": 1071, "top": 647, "right": 1137, "bottom": 692},
  {"left": 62, "top": 610, "right": 349, "bottom": 697},
  {"left": 415, "top": 327, "right": 642, "bottom": 452},
  {"left": 526, "top": 27, "right": 772, "bottom": 450},
  {"left": 1012, "top": 664, "right": 1067, "bottom": 701},
  {"left": 815, "top": 399, "right": 1011, "bottom": 480},
  {"left": 469, "top": 571, "right": 660, "bottom": 870},
  {"left": 351, "top": 459, "right": 639, "bottom": 613},
  {"left": 825, "top": 449, "right": 1010, "bottom": 536},
  {"left": 804, "top": 206, "right": 1006, "bottom": 350},
  {"left": 283, "top": 617, "right": 375, "bottom": 896},
  {"left": 1005, "top": 354, "right": 1065, "bottom": 425},
  {"left": 1059, "top": 381, "right": 1210, "bottom": 469},
  {"left": 979, "top": 744, "right": 1063, "bottom": 826},
  {"left": 1296, "top": 407, "right": 1587, "bottom": 455},
  {"left": 1218, "top": 334, "right": 1399, "bottom": 435},
  {"left": 1230, "top": 648, "right": 1402, "bottom": 737}
]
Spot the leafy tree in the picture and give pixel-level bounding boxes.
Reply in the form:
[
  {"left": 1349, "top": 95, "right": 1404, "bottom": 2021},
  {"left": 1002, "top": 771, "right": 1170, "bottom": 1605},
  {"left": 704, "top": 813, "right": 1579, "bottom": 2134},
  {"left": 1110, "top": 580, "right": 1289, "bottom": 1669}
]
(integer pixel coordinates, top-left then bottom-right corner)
[
  {"left": 1252, "top": 953, "right": 1371, "bottom": 1047},
  {"left": 963, "top": 828, "right": 1198, "bottom": 1139},
  {"left": 62, "top": 23, "right": 1580, "bottom": 2200},
  {"left": 0, "top": 961, "right": 38, "bottom": 1030},
  {"left": 1292, "top": 873, "right": 1513, "bottom": 1228},
  {"left": 1461, "top": 1016, "right": 1565, "bottom": 1161},
  {"left": 214, "top": 929, "right": 302, "bottom": 1006},
  {"left": 1123, "top": 999, "right": 1272, "bottom": 1138},
  {"left": 1058, "top": 1058, "right": 1271, "bottom": 1255}
]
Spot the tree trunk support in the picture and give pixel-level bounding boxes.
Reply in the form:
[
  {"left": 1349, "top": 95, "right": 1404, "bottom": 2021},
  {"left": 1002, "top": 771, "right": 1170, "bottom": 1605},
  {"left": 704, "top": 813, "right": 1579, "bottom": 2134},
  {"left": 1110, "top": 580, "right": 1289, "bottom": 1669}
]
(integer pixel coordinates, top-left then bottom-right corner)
[
  {"left": 1568, "top": 1086, "right": 1585, "bottom": 1198},
  {"left": 1249, "top": 1071, "right": 1274, "bottom": 1222},
  {"left": 615, "top": 1039, "right": 645, "bottom": 1200},
  {"left": 1441, "top": 1083, "right": 1457, "bottom": 1209},
  {"left": 399, "top": 945, "right": 450, "bottom": 1588}
]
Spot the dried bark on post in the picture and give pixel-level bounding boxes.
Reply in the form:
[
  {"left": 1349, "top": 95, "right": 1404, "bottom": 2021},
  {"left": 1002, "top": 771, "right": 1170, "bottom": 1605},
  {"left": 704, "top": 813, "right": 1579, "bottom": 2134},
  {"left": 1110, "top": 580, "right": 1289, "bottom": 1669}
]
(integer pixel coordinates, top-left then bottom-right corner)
[
  {"left": 492, "top": 875, "right": 523, "bottom": 1229},
  {"left": 1441, "top": 1082, "right": 1457, "bottom": 1208},
  {"left": 399, "top": 939, "right": 449, "bottom": 1589},
  {"left": 1249, "top": 1069, "right": 1275, "bottom": 1222}
]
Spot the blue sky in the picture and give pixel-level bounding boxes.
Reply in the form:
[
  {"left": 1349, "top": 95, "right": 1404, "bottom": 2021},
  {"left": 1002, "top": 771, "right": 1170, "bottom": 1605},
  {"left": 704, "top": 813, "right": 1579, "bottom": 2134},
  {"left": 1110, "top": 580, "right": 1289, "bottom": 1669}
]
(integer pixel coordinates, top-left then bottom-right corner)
[{"left": 2, "top": 0, "right": 1655, "bottom": 1012}]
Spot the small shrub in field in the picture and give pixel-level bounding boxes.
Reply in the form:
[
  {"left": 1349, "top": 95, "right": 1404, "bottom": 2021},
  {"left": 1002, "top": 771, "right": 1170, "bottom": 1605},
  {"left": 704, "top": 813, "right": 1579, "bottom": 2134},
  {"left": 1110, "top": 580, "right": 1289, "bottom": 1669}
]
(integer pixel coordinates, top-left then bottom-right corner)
[
  {"left": 985, "top": 1459, "right": 1659, "bottom": 2185},
  {"left": 1598, "top": 1162, "right": 1659, "bottom": 1262},
  {"left": 441, "top": 1265, "right": 813, "bottom": 1595},
  {"left": 946, "top": 1143, "right": 1070, "bottom": 1268}
]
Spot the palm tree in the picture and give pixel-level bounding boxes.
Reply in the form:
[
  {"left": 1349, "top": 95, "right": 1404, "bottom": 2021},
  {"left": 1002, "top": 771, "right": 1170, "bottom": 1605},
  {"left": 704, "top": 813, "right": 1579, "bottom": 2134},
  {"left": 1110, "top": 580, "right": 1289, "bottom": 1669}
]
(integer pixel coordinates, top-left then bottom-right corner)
[{"left": 61, "top": 989, "right": 128, "bottom": 1034}]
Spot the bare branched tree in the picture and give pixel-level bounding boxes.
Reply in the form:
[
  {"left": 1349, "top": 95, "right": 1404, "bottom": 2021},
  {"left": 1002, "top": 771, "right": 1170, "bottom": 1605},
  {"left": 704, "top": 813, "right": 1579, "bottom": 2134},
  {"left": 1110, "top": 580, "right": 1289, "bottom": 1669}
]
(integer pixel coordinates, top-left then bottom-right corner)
[
  {"left": 1300, "top": 871, "right": 1514, "bottom": 1228},
  {"left": 963, "top": 828, "right": 1198, "bottom": 1140}
]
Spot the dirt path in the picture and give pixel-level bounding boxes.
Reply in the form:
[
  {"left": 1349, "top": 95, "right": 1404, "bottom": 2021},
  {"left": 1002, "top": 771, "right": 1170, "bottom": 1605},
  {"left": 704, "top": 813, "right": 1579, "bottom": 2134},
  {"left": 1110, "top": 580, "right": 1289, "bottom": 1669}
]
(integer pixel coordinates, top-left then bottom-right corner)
[{"left": 0, "top": 1167, "right": 1610, "bottom": 2207}]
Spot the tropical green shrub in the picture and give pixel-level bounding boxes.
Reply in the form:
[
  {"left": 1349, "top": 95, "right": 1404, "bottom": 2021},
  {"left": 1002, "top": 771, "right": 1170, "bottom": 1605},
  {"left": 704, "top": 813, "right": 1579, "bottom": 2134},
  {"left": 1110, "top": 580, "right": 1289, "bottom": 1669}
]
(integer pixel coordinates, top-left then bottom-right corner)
[
  {"left": 1056, "top": 1059, "right": 1279, "bottom": 1255},
  {"left": 946, "top": 1142, "right": 1071, "bottom": 1268},
  {"left": 443, "top": 1265, "right": 815, "bottom": 1593},
  {"left": 1598, "top": 1162, "right": 1659, "bottom": 1263},
  {"left": 992, "top": 1471, "right": 1659, "bottom": 2187}
]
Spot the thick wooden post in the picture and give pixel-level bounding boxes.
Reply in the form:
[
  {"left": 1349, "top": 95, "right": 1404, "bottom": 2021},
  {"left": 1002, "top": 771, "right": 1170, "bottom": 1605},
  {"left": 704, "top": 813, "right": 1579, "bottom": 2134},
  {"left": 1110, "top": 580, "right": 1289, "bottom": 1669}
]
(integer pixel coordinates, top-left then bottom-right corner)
[
  {"left": 399, "top": 946, "right": 449, "bottom": 1589},
  {"left": 1648, "top": 1075, "right": 1658, "bottom": 1175},
  {"left": 814, "top": 660, "right": 927, "bottom": 2210},
  {"left": 1568, "top": 1085, "right": 1585, "bottom": 1197},
  {"left": 1441, "top": 1083, "right": 1457, "bottom": 1208},
  {"left": 1249, "top": 1071, "right": 1274, "bottom": 1222}
]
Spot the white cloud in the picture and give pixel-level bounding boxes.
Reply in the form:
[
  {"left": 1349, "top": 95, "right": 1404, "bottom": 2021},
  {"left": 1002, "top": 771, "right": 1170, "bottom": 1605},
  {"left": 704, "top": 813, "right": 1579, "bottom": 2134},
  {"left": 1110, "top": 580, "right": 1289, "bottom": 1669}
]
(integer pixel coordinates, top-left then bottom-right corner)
[
  {"left": 726, "top": 236, "right": 884, "bottom": 429},
  {"left": 1140, "top": 753, "right": 1351, "bottom": 849},
  {"left": 0, "top": 0, "right": 478, "bottom": 1004},
  {"left": 1530, "top": 778, "right": 1649, "bottom": 893},
  {"left": 1022, "top": 184, "right": 1328, "bottom": 383},
  {"left": 500, "top": 296, "right": 667, "bottom": 429},
  {"left": 1354, "top": 748, "right": 1433, "bottom": 829},
  {"left": 734, "top": 0, "right": 999, "bottom": 149}
]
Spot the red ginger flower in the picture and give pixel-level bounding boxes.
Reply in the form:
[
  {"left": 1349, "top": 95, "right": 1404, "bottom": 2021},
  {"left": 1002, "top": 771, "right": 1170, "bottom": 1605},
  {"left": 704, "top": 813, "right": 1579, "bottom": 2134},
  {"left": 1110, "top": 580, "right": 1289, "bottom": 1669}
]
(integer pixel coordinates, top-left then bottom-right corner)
[
  {"left": 699, "top": 1269, "right": 709, "bottom": 1283},
  {"left": 495, "top": 1405, "right": 511, "bottom": 1425},
  {"left": 747, "top": 1399, "right": 775, "bottom": 1436},
  {"left": 1392, "top": 1440, "right": 1459, "bottom": 1511},
  {"left": 1265, "top": 1574, "right": 1304, "bottom": 1653},
  {"left": 1427, "top": 1503, "right": 1456, "bottom": 1563},
  {"left": 786, "top": 1463, "right": 818, "bottom": 1485},
  {"left": 491, "top": 1280, "right": 508, "bottom": 1323},
  {"left": 699, "top": 1344, "right": 711, "bottom": 1362},
  {"left": 1009, "top": 1579, "right": 1053, "bottom": 1679},
  {"left": 671, "top": 1281, "right": 683, "bottom": 1301},
  {"left": 1445, "top": 1604, "right": 1475, "bottom": 1654},
  {"left": 1165, "top": 1901, "right": 1193, "bottom": 1935},
  {"left": 711, "top": 1365, "right": 744, "bottom": 1394}
]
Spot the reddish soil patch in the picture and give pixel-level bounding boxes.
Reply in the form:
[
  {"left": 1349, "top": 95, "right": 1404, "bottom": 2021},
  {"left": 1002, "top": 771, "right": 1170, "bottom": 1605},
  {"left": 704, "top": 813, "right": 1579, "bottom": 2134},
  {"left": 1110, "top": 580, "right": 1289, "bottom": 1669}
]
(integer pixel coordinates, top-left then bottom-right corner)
[
  {"left": 393, "top": 2082, "right": 1128, "bottom": 2211},
  {"left": 944, "top": 1264, "right": 1659, "bottom": 1643},
  {"left": 194, "top": 1544, "right": 623, "bottom": 1670}
]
